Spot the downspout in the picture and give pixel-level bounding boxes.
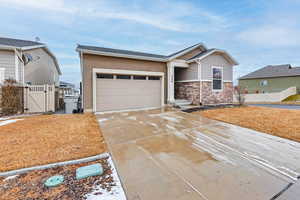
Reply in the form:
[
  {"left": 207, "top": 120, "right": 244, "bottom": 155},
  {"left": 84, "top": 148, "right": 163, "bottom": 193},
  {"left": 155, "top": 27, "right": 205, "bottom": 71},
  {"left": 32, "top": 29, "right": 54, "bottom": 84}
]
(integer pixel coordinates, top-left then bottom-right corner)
[
  {"left": 79, "top": 51, "right": 84, "bottom": 109},
  {"left": 196, "top": 59, "right": 202, "bottom": 105}
]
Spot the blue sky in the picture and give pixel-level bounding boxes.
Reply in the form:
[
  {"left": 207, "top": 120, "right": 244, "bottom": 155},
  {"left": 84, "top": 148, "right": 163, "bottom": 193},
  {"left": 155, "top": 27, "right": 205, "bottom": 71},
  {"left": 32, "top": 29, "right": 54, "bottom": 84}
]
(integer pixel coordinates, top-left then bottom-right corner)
[{"left": 1, "top": 0, "right": 300, "bottom": 87}]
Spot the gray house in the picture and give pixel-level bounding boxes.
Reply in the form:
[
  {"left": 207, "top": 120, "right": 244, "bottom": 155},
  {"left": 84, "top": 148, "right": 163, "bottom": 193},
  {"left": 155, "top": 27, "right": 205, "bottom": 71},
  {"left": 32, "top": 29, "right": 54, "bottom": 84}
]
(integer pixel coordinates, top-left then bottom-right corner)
[
  {"left": 77, "top": 43, "right": 238, "bottom": 112},
  {"left": 0, "top": 37, "right": 61, "bottom": 86}
]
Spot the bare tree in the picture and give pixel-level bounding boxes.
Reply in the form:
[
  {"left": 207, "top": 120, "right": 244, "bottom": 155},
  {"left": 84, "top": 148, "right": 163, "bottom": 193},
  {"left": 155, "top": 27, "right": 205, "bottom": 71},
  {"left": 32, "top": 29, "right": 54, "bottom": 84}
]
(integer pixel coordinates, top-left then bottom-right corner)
[{"left": 234, "top": 86, "right": 245, "bottom": 105}]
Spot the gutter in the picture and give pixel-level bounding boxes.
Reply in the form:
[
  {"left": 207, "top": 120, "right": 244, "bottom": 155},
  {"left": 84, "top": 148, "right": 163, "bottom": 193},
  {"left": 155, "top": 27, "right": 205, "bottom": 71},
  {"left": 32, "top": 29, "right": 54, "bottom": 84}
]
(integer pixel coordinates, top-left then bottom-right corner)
[{"left": 76, "top": 48, "right": 167, "bottom": 62}]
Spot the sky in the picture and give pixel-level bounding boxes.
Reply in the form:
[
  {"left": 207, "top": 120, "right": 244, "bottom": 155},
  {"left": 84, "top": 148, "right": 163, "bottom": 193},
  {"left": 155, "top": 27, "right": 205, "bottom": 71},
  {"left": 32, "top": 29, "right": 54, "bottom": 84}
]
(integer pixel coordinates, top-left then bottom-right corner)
[{"left": 1, "top": 0, "right": 300, "bottom": 87}]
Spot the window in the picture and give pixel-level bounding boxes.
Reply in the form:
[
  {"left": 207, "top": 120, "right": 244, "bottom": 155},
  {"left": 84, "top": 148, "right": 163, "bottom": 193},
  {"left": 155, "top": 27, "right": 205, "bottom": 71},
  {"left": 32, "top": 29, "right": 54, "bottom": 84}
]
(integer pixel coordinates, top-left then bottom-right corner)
[
  {"left": 260, "top": 80, "right": 268, "bottom": 86},
  {"left": 148, "top": 76, "right": 161, "bottom": 80},
  {"left": 212, "top": 67, "right": 222, "bottom": 91},
  {"left": 0, "top": 68, "right": 5, "bottom": 84},
  {"left": 97, "top": 73, "right": 114, "bottom": 79},
  {"left": 116, "top": 75, "right": 131, "bottom": 79},
  {"left": 133, "top": 75, "right": 146, "bottom": 80}
]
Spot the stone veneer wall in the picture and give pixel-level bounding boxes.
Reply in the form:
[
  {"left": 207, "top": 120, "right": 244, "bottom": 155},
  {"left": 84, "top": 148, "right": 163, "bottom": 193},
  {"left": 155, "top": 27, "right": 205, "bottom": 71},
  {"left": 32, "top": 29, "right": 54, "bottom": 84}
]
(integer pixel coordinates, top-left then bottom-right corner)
[
  {"left": 175, "top": 82, "right": 200, "bottom": 105},
  {"left": 201, "top": 81, "right": 233, "bottom": 104}
]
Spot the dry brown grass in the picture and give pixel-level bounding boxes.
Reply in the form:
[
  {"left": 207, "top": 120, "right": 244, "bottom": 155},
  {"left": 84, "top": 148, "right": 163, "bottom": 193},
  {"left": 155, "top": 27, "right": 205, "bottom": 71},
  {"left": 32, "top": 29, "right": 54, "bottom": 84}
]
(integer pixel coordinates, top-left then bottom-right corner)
[
  {"left": 0, "top": 114, "right": 106, "bottom": 172},
  {"left": 200, "top": 106, "right": 300, "bottom": 142}
]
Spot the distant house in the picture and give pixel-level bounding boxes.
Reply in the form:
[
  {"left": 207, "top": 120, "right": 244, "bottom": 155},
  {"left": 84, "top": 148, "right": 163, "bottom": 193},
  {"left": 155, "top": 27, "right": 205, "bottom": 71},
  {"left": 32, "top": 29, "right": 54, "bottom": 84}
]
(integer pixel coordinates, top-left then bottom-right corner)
[
  {"left": 59, "top": 81, "right": 79, "bottom": 97},
  {"left": 239, "top": 64, "right": 300, "bottom": 94},
  {"left": 0, "top": 37, "right": 61, "bottom": 86}
]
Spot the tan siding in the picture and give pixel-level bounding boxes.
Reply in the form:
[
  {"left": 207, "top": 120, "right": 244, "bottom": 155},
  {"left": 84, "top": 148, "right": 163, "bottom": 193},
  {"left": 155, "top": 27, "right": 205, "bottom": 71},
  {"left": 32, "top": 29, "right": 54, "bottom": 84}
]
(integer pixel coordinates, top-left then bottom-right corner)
[
  {"left": 200, "top": 52, "right": 233, "bottom": 81},
  {"left": 0, "top": 50, "right": 15, "bottom": 80},
  {"left": 175, "top": 62, "right": 198, "bottom": 81},
  {"left": 177, "top": 47, "right": 204, "bottom": 60},
  {"left": 24, "top": 48, "right": 59, "bottom": 86},
  {"left": 82, "top": 54, "right": 167, "bottom": 110}
]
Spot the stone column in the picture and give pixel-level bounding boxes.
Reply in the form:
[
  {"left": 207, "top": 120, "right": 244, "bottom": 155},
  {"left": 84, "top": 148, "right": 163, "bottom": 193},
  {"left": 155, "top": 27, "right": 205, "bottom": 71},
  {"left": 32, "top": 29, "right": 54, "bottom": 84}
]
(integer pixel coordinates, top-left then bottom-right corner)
[{"left": 167, "top": 62, "right": 175, "bottom": 103}]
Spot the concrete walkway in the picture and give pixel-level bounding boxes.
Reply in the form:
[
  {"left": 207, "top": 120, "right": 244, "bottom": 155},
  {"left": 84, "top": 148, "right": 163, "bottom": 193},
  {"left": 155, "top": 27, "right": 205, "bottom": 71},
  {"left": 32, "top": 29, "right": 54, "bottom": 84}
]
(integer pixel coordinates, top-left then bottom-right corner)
[{"left": 97, "top": 108, "right": 300, "bottom": 200}]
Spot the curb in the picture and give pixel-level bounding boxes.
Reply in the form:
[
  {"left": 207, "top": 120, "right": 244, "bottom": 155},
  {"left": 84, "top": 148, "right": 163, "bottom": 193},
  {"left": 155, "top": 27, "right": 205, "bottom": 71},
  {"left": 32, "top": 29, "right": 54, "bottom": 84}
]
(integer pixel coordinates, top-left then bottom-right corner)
[{"left": 0, "top": 152, "right": 110, "bottom": 177}]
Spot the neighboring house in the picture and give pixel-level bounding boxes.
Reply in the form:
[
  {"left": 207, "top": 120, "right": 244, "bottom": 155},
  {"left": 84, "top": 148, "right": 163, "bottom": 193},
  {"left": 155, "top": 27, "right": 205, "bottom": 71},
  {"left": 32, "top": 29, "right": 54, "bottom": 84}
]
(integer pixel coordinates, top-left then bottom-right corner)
[
  {"left": 0, "top": 37, "right": 61, "bottom": 86},
  {"left": 76, "top": 43, "right": 238, "bottom": 112},
  {"left": 239, "top": 64, "right": 300, "bottom": 94},
  {"left": 59, "top": 81, "right": 79, "bottom": 97}
]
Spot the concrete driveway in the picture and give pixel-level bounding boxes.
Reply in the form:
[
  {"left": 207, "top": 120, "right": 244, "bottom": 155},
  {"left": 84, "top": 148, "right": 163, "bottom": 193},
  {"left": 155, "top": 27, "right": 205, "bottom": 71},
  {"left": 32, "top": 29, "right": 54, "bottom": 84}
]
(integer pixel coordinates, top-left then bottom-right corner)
[{"left": 97, "top": 108, "right": 300, "bottom": 200}]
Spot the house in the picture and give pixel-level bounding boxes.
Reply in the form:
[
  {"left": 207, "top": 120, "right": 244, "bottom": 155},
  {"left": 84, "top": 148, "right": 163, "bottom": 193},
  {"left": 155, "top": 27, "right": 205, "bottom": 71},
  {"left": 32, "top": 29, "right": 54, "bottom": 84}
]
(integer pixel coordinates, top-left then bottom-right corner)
[
  {"left": 76, "top": 43, "right": 238, "bottom": 112},
  {"left": 239, "top": 64, "right": 300, "bottom": 94},
  {"left": 0, "top": 37, "right": 61, "bottom": 86}
]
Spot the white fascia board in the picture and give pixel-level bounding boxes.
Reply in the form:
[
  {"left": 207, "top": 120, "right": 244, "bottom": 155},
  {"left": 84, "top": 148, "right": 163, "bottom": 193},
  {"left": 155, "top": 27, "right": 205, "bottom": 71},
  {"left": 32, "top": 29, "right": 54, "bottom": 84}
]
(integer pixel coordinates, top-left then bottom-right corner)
[
  {"left": 187, "top": 49, "right": 239, "bottom": 65},
  {"left": 77, "top": 48, "right": 167, "bottom": 62},
  {"left": 20, "top": 44, "right": 46, "bottom": 51},
  {"left": 0, "top": 45, "right": 17, "bottom": 50},
  {"left": 167, "top": 43, "right": 207, "bottom": 61}
]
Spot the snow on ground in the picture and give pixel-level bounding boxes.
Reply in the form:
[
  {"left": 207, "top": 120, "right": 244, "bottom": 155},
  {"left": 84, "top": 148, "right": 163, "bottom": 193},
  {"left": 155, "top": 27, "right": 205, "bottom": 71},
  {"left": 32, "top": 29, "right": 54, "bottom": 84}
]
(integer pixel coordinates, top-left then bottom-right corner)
[
  {"left": 85, "top": 157, "right": 127, "bottom": 200},
  {"left": 0, "top": 119, "right": 23, "bottom": 126},
  {"left": 3, "top": 175, "right": 18, "bottom": 181}
]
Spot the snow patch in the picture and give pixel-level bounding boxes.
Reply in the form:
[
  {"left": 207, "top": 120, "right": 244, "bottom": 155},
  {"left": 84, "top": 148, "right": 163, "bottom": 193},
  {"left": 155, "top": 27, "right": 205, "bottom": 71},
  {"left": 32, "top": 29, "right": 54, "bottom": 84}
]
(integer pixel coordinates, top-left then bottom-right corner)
[
  {"left": 0, "top": 119, "right": 23, "bottom": 127},
  {"left": 4, "top": 175, "right": 18, "bottom": 181},
  {"left": 85, "top": 157, "right": 127, "bottom": 200},
  {"left": 127, "top": 116, "right": 137, "bottom": 121}
]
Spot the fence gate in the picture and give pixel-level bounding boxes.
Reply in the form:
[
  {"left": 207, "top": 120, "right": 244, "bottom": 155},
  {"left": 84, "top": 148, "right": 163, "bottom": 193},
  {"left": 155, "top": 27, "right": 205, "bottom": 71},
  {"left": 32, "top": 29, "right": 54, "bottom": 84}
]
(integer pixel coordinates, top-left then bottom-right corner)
[{"left": 24, "top": 85, "right": 55, "bottom": 113}]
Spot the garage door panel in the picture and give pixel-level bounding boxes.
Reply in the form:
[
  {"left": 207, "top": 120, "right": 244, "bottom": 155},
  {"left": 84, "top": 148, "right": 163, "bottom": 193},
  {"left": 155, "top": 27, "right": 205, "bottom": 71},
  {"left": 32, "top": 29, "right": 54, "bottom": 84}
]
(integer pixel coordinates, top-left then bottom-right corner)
[{"left": 96, "top": 77, "right": 162, "bottom": 112}]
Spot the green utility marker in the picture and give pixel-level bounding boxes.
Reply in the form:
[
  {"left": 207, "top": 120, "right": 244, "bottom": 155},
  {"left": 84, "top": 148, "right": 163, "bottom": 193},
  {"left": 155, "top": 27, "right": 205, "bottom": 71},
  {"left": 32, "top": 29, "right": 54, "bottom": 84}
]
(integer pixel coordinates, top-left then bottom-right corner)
[
  {"left": 76, "top": 163, "right": 103, "bottom": 180},
  {"left": 44, "top": 175, "right": 64, "bottom": 187}
]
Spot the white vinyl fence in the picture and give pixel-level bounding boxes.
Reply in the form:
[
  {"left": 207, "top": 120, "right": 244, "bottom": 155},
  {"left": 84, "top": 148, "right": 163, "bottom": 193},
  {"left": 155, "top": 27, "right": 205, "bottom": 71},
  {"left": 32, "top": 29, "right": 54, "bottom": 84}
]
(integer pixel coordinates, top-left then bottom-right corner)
[
  {"left": 234, "top": 86, "right": 297, "bottom": 103},
  {"left": 24, "top": 84, "right": 55, "bottom": 113}
]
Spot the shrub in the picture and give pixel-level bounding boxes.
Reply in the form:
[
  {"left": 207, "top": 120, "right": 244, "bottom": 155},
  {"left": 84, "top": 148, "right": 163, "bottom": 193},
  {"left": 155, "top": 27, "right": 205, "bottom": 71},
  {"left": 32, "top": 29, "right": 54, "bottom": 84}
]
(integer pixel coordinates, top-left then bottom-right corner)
[{"left": 0, "top": 79, "right": 23, "bottom": 115}]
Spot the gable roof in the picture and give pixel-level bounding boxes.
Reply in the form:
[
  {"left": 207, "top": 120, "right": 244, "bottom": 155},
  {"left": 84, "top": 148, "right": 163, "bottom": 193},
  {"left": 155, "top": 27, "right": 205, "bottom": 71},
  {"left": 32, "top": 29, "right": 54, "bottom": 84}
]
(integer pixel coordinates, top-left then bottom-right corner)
[
  {"left": 239, "top": 64, "right": 300, "bottom": 80},
  {"left": 0, "top": 37, "right": 44, "bottom": 49},
  {"left": 187, "top": 48, "right": 239, "bottom": 65},
  {"left": 76, "top": 43, "right": 208, "bottom": 62}
]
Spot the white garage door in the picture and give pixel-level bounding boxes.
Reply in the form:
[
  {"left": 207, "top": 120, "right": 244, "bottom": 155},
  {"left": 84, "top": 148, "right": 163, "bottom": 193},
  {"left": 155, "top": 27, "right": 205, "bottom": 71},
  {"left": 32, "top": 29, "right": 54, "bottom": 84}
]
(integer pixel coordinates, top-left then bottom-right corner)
[{"left": 95, "top": 73, "right": 162, "bottom": 112}]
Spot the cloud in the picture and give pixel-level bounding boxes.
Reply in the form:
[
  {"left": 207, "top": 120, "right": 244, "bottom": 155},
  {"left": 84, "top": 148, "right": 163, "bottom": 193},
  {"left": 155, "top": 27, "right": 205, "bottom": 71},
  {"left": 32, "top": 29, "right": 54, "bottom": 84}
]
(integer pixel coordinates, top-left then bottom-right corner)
[
  {"left": 238, "top": 25, "right": 300, "bottom": 47},
  {"left": 0, "top": 0, "right": 229, "bottom": 33}
]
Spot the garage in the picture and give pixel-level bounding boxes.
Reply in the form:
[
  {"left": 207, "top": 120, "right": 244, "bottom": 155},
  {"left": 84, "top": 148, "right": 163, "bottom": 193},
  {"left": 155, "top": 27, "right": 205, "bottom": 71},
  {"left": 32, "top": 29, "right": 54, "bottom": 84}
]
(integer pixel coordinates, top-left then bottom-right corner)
[{"left": 93, "top": 69, "right": 164, "bottom": 112}]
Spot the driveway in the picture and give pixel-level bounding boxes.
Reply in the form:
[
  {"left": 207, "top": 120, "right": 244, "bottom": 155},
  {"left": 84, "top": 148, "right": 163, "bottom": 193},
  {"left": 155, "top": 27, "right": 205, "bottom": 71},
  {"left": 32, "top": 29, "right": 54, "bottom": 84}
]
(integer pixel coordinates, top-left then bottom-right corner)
[
  {"left": 97, "top": 108, "right": 300, "bottom": 200},
  {"left": 249, "top": 104, "right": 300, "bottom": 110}
]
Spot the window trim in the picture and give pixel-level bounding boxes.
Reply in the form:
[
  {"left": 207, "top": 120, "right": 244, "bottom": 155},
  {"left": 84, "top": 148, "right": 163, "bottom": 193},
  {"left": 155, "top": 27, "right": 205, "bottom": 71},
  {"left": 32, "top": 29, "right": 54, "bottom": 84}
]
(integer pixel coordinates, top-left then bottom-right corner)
[{"left": 212, "top": 66, "right": 223, "bottom": 92}]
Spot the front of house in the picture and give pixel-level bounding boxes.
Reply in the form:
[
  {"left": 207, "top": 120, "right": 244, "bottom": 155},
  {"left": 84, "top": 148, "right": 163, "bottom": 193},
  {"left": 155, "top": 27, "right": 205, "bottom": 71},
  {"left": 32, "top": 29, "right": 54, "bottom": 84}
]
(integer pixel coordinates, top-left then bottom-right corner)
[{"left": 77, "top": 43, "right": 238, "bottom": 113}]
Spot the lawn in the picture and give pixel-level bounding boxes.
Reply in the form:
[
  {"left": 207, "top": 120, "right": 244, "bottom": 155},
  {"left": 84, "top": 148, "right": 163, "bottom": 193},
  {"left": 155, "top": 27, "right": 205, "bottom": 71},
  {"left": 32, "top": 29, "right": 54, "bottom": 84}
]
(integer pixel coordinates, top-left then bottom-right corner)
[
  {"left": 0, "top": 114, "right": 106, "bottom": 172},
  {"left": 200, "top": 106, "right": 300, "bottom": 143}
]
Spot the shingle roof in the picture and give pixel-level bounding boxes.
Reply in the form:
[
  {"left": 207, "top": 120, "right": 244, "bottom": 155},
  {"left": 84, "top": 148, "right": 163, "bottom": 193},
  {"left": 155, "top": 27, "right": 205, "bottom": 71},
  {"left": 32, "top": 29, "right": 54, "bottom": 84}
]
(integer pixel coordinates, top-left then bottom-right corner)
[
  {"left": 187, "top": 48, "right": 216, "bottom": 61},
  {"left": 0, "top": 37, "right": 44, "bottom": 48},
  {"left": 167, "top": 43, "right": 202, "bottom": 57},
  {"left": 239, "top": 64, "right": 300, "bottom": 80},
  {"left": 77, "top": 45, "right": 168, "bottom": 59}
]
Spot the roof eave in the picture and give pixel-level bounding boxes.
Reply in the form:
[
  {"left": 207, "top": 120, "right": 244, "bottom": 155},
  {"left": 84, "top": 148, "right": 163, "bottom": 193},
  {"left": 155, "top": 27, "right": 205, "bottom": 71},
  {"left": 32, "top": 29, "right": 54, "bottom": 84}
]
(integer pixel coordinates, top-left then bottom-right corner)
[
  {"left": 76, "top": 48, "right": 167, "bottom": 62},
  {"left": 21, "top": 44, "right": 46, "bottom": 51},
  {"left": 0, "top": 44, "right": 19, "bottom": 50},
  {"left": 187, "top": 49, "right": 239, "bottom": 65},
  {"left": 167, "top": 43, "right": 207, "bottom": 61}
]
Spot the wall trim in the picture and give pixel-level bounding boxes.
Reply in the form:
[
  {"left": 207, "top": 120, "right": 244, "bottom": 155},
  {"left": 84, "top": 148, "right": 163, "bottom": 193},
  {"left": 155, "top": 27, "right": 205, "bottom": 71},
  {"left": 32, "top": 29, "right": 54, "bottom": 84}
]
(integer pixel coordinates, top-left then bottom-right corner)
[{"left": 92, "top": 68, "right": 165, "bottom": 112}]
